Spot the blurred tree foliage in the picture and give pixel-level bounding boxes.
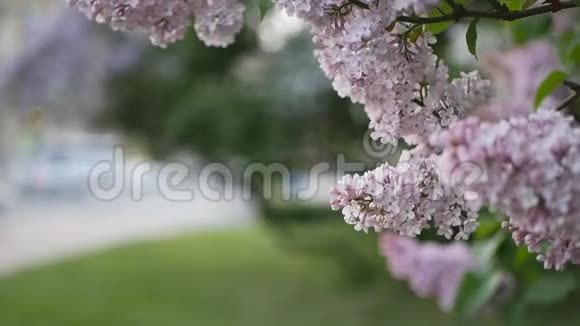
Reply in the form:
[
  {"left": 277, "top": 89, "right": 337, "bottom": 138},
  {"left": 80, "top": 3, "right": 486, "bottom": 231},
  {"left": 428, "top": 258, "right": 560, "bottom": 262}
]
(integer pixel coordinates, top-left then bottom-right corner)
[
  {"left": 102, "top": 26, "right": 369, "bottom": 168},
  {"left": 101, "top": 24, "right": 381, "bottom": 283}
]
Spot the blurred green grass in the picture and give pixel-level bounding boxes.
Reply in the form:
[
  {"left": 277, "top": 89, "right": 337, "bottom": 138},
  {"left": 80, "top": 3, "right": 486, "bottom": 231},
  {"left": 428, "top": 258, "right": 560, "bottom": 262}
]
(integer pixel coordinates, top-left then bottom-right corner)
[
  {"left": 0, "top": 227, "right": 576, "bottom": 326},
  {"left": 0, "top": 227, "right": 475, "bottom": 326},
  {"left": 0, "top": 228, "right": 578, "bottom": 326}
]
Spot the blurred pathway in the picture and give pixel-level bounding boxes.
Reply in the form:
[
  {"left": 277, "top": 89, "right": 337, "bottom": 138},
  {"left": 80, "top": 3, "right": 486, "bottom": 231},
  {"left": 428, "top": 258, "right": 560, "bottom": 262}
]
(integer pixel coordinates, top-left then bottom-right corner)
[{"left": 0, "top": 197, "right": 257, "bottom": 277}]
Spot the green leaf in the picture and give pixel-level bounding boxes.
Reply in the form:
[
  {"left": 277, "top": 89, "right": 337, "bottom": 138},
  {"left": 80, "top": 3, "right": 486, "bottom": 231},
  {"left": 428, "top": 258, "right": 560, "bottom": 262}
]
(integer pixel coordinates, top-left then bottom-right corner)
[
  {"left": 474, "top": 218, "right": 501, "bottom": 239},
  {"left": 567, "top": 43, "right": 580, "bottom": 65},
  {"left": 500, "top": 300, "right": 528, "bottom": 326},
  {"left": 558, "top": 31, "right": 575, "bottom": 64},
  {"left": 472, "top": 232, "right": 506, "bottom": 264},
  {"left": 425, "top": 20, "right": 452, "bottom": 35},
  {"left": 534, "top": 70, "right": 568, "bottom": 109},
  {"left": 513, "top": 246, "right": 535, "bottom": 269},
  {"left": 454, "top": 270, "right": 503, "bottom": 317},
  {"left": 466, "top": 19, "right": 479, "bottom": 59},
  {"left": 254, "top": 0, "right": 273, "bottom": 19},
  {"left": 489, "top": 0, "right": 506, "bottom": 11},
  {"left": 509, "top": 15, "right": 552, "bottom": 45},
  {"left": 522, "top": 0, "right": 538, "bottom": 9},
  {"left": 500, "top": 0, "right": 525, "bottom": 10},
  {"left": 524, "top": 272, "right": 577, "bottom": 304},
  {"left": 424, "top": 0, "right": 468, "bottom": 35}
]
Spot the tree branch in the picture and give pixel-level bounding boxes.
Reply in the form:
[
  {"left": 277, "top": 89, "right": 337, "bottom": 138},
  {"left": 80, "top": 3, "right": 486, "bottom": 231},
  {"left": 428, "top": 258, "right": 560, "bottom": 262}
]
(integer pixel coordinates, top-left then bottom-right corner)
[
  {"left": 396, "top": 1, "right": 578, "bottom": 25},
  {"left": 564, "top": 80, "right": 580, "bottom": 92},
  {"left": 555, "top": 80, "right": 580, "bottom": 112}
]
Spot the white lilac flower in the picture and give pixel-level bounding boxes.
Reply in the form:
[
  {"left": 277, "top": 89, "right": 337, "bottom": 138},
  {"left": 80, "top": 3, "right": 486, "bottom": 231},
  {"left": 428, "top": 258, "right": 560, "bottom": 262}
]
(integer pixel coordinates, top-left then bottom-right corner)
[{"left": 433, "top": 110, "right": 580, "bottom": 270}]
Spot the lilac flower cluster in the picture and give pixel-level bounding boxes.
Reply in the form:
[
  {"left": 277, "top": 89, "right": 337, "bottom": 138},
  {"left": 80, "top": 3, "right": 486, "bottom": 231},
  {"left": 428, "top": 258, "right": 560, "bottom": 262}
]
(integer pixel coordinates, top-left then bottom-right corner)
[
  {"left": 67, "top": 0, "right": 245, "bottom": 47},
  {"left": 275, "top": 0, "right": 492, "bottom": 145},
  {"left": 433, "top": 110, "right": 580, "bottom": 270},
  {"left": 380, "top": 234, "right": 477, "bottom": 311},
  {"left": 284, "top": 0, "right": 488, "bottom": 241},
  {"left": 330, "top": 151, "right": 479, "bottom": 239}
]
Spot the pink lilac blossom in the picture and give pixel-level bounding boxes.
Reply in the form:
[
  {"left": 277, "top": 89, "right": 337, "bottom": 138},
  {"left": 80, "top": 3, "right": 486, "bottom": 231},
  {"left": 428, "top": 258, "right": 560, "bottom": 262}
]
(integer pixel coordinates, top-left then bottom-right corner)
[
  {"left": 194, "top": 0, "right": 245, "bottom": 47},
  {"left": 275, "top": 0, "right": 492, "bottom": 146},
  {"left": 272, "top": 1, "right": 491, "bottom": 241},
  {"left": 433, "top": 110, "right": 580, "bottom": 270},
  {"left": 330, "top": 150, "right": 479, "bottom": 239},
  {"left": 380, "top": 234, "right": 477, "bottom": 311},
  {"left": 66, "top": 0, "right": 245, "bottom": 47}
]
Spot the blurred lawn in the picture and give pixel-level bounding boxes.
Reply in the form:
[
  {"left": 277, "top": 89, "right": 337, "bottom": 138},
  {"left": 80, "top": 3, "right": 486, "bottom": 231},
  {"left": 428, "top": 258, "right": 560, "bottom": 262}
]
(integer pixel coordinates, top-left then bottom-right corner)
[
  {"left": 0, "top": 227, "right": 574, "bottom": 326},
  {"left": 0, "top": 227, "right": 468, "bottom": 326}
]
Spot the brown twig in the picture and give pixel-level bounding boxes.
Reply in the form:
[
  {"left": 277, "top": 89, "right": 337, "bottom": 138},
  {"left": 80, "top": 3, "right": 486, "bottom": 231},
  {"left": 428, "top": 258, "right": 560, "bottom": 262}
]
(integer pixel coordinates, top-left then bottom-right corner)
[
  {"left": 555, "top": 80, "right": 580, "bottom": 111},
  {"left": 396, "top": 1, "right": 578, "bottom": 25}
]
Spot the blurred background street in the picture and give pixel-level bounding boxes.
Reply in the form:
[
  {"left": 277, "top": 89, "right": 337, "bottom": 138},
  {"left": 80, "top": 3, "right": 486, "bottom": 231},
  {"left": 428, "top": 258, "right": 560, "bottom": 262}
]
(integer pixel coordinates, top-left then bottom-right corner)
[{"left": 0, "top": 196, "right": 256, "bottom": 277}]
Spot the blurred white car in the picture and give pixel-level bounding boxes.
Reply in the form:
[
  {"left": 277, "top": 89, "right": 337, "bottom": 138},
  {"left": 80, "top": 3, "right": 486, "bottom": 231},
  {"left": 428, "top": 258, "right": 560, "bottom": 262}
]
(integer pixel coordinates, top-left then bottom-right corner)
[{"left": 15, "top": 144, "right": 116, "bottom": 199}]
